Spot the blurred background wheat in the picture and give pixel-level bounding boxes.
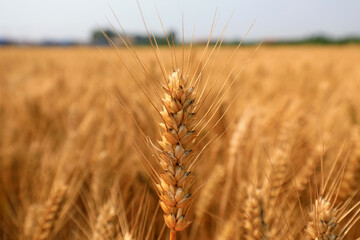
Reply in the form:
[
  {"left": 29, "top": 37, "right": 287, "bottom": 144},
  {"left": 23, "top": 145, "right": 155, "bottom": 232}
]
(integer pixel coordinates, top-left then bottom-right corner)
[{"left": 1, "top": 45, "right": 360, "bottom": 239}]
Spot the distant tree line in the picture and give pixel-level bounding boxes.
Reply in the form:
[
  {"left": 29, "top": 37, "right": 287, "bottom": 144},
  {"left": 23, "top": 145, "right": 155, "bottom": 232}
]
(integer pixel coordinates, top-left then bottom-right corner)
[
  {"left": 1, "top": 31, "right": 360, "bottom": 46},
  {"left": 91, "top": 29, "right": 177, "bottom": 46},
  {"left": 245, "top": 35, "right": 360, "bottom": 46}
]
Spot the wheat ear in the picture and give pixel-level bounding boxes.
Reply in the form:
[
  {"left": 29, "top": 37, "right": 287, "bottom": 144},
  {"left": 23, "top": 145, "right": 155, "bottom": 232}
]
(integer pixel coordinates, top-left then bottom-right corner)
[
  {"left": 220, "top": 113, "right": 253, "bottom": 218},
  {"left": 305, "top": 197, "right": 338, "bottom": 240},
  {"left": 243, "top": 185, "right": 265, "bottom": 240},
  {"left": 338, "top": 128, "right": 360, "bottom": 201},
  {"left": 155, "top": 69, "right": 196, "bottom": 240},
  {"left": 23, "top": 204, "right": 44, "bottom": 239},
  {"left": 92, "top": 200, "right": 117, "bottom": 240},
  {"left": 190, "top": 164, "right": 224, "bottom": 239},
  {"left": 33, "top": 183, "right": 67, "bottom": 240}
]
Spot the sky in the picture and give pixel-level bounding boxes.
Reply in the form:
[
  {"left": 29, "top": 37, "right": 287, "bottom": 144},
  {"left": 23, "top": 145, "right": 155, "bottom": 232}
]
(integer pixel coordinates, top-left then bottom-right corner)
[{"left": 0, "top": 0, "right": 359, "bottom": 42}]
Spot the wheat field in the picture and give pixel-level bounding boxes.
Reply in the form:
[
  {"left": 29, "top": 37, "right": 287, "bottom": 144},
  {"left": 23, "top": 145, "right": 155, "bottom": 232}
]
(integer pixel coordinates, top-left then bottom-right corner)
[{"left": 1, "top": 45, "right": 360, "bottom": 239}]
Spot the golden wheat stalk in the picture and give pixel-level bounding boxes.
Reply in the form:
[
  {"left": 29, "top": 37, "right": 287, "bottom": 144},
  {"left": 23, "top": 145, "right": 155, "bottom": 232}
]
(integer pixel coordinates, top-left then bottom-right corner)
[{"left": 154, "top": 69, "right": 196, "bottom": 240}]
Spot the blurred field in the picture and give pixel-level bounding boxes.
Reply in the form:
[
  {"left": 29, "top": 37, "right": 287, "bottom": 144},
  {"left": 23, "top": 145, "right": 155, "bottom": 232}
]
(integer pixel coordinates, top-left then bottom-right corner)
[{"left": 1, "top": 45, "right": 360, "bottom": 239}]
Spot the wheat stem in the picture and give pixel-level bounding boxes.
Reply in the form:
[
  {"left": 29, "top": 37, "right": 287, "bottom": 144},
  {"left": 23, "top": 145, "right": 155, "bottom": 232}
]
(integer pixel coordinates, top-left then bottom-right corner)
[{"left": 170, "top": 230, "right": 176, "bottom": 240}]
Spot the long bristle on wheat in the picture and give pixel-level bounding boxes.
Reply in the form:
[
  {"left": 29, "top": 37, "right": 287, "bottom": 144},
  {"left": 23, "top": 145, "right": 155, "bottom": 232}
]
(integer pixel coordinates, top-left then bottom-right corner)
[{"left": 155, "top": 69, "right": 196, "bottom": 239}]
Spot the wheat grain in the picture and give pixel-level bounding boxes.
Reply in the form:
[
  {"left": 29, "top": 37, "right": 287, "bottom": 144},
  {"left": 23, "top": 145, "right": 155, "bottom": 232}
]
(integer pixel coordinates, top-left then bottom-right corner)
[{"left": 154, "top": 69, "right": 197, "bottom": 240}]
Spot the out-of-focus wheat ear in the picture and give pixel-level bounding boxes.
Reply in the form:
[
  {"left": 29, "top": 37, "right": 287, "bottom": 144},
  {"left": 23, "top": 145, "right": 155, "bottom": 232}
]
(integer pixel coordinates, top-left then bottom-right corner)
[
  {"left": 338, "top": 127, "right": 360, "bottom": 201},
  {"left": 235, "top": 184, "right": 248, "bottom": 239},
  {"left": 305, "top": 197, "right": 339, "bottom": 240},
  {"left": 293, "top": 157, "right": 317, "bottom": 195},
  {"left": 263, "top": 122, "right": 294, "bottom": 229},
  {"left": 287, "top": 155, "right": 318, "bottom": 218},
  {"left": 23, "top": 204, "right": 44, "bottom": 240},
  {"left": 189, "top": 164, "right": 224, "bottom": 239},
  {"left": 33, "top": 183, "right": 68, "bottom": 240},
  {"left": 219, "top": 112, "right": 254, "bottom": 219},
  {"left": 243, "top": 185, "right": 266, "bottom": 240},
  {"left": 91, "top": 200, "right": 117, "bottom": 240}
]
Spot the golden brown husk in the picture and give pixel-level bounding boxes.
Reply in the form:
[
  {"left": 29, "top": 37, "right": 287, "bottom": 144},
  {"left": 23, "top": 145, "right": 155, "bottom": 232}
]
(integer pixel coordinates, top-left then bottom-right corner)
[{"left": 156, "top": 70, "right": 195, "bottom": 233}]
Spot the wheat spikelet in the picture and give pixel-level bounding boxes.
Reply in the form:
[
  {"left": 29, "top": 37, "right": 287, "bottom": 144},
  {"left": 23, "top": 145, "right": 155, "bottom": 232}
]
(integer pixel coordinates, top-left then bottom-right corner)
[
  {"left": 305, "top": 197, "right": 339, "bottom": 240},
  {"left": 220, "top": 113, "right": 253, "bottom": 218},
  {"left": 338, "top": 128, "right": 360, "bottom": 201},
  {"left": 269, "top": 122, "right": 294, "bottom": 197},
  {"left": 92, "top": 200, "right": 117, "bottom": 240},
  {"left": 263, "top": 147, "right": 289, "bottom": 237},
  {"left": 190, "top": 164, "right": 224, "bottom": 239},
  {"left": 243, "top": 185, "right": 265, "bottom": 240},
  {"left": 33, "top": 183, "right": 67, "bottom": 240},
  {"left": 263, "top": 122, "right": 294, "bottom": 233},
  {"left": 195, "top": 165, "right": 224, "bottom": 219},
  {"left": 23, "top": 204, "right": 44, "bottom": 239},
  {"left": 294, "top": 157, "right": 317, "bottom": 194},
  {"left": 285, "top": 156, "right": 318, "bottom": 209},
  {"left": 235, "top": 185, "right": 248, "bottom": 240},
  {"left": 155, "top": 69, "right": 196, "bottom": 239}
]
